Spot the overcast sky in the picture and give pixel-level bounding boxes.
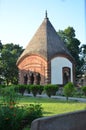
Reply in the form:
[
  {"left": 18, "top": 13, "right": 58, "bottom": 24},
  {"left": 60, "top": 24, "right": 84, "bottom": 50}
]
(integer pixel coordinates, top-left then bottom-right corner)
[{"left": 0, "top": 0, "right": 85, "bottom": 48}]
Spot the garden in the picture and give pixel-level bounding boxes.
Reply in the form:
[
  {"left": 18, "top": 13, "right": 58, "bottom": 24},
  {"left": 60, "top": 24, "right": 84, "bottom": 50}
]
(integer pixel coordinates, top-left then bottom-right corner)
[{"left": 0, "top": 83, "right": 86, "bottom": 130}]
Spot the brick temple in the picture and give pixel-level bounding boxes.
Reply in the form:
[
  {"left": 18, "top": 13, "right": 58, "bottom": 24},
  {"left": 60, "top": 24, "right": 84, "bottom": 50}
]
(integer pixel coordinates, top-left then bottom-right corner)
[{"left": 17, "top": 12, "right": 75, "bottom": 85}]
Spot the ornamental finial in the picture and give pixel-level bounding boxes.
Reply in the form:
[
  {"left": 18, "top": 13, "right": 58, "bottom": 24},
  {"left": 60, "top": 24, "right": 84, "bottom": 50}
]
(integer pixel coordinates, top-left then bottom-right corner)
[{"left": 45, "top": 10, "right": 48, "bottom": 18}]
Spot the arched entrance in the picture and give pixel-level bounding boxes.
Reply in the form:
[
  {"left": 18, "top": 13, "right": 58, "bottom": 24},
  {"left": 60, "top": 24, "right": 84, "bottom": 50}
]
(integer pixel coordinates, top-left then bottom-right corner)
[
  {"left": 23, "top": 71, "right": 42, "bottom": 85},
  {"left": 35, "top": 73, "right": 41, "bottom": 85},
  {"left": 63, "top": 67, "right": 71, "bottom": 85},
  {"left": 24, "top": 74, "right": 28, "bottom": 84},
  {"left": 29, "top": 73, "right": 34, "bottom": 84}
]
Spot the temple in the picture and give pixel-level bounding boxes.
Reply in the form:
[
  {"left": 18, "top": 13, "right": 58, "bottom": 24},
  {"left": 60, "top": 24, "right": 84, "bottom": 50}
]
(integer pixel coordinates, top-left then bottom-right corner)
[{"left": 16, "top": 12, "right": 75, "bottom": 85}]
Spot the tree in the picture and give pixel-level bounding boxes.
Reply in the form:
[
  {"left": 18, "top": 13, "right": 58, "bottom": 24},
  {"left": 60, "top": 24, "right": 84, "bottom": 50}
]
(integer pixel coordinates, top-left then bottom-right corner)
[
  {"left": 80, "top": 44, "right": 86, "bottom": 74},
  {"left": 63, "top": 82, "right": 75, "bottom": 101},
  {"left": 0, "top": 43, "right": 23, "bottom": 85},
  {"left": 58, "top": 27, "right": 83, "bottom": 78},
  {"left": 0, "top": 40, "right": 3, "bottom": 51}
]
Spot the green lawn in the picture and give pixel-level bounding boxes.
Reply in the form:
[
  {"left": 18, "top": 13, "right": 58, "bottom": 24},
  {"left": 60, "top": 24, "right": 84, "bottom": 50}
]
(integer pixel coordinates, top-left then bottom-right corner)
[
  {"left": 0, "top": 95, "right": 86, "bottom": 130},
  {"left": 19, "top": 96, "right": 86, "bottom": 117}
]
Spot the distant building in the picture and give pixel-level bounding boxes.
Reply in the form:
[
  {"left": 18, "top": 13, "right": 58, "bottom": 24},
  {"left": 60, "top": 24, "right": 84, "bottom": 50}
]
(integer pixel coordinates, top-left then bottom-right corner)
[{"left": 16, "top": 12, "right": 75, "bottom": 85}]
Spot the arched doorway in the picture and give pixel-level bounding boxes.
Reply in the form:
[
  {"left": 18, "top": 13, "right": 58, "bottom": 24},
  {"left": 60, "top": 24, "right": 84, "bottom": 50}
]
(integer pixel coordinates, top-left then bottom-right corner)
[
  {"left": 24, "top": 74, "right": 28, "bottom": 84},
  {"left": 63, "top": 67, "right": 71, "bottom": 85},
  {"left": 28, "top": 72, "right": 41, "bottom": 85},
  {"left": 36, "top": 73, "right": 41, "bottom": 85},
  {"left": 29, "top": 73, "right": 34, "bottom": 84}
]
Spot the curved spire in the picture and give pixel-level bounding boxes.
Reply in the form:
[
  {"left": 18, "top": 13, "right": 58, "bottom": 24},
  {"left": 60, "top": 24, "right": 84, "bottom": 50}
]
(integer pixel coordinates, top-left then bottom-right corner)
[{"left": 17, "top": 12, "right": 74, "bottom": 65}]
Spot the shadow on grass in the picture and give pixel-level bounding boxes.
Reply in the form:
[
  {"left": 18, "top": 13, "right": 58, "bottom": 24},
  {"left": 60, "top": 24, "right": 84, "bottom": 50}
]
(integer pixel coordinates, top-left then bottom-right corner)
[
  {"left": 43, "top": 111, "right": 53, "bottom": 115},
  {"left": 19, "top": 96, "right": 79, "bottom": 104}
]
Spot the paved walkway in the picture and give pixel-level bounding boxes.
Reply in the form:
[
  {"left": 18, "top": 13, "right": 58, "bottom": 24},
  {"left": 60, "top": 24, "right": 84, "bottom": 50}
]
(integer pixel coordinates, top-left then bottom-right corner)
[{"left": 24, "top": 93, "right": 86, "bottom": 102}]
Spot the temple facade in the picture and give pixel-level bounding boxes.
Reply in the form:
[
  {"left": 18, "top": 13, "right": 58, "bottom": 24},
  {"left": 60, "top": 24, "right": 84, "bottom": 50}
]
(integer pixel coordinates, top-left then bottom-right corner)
[{"left": 17, "top": 12, "right": 75, "bottom": 85}]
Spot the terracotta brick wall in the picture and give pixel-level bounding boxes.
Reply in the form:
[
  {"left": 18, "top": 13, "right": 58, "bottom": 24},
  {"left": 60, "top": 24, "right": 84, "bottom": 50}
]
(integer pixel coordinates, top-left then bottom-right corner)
[{"left": 17, "top": 55, "right": 50, "bottom": 85}]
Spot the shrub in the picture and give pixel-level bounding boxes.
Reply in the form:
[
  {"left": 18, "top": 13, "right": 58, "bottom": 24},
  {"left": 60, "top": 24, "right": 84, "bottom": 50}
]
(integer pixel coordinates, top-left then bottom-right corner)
[
  {"left": 30, "top": 85, "right": 39, "bottom": 97},
  {"left": 73, "top": 87, "right": 83, "bottom": 98},
  {"left": 0, "top": 84, "right": 7, "bottom": 88},
  {"left": 0, "top": 85, "right": 7, "bottom": 95},
  {"left": 63, "top": 82, "right": 75, "bottom": 101},
  {"left": 0, "top": 105, "right": 25, "bottom": 130},
  {"left": 1, "top": 86, "right": 19, "bottom": 105},
  {"left": 0, "top": 86, "right": 43, "bottom": 130},
  {"left": 26, "top": 85, "right": 30, "bottom": 94},
  {"left": 44, "top": 84, "right": 59, "bottom": 97},
  {"left": 24, "top": 103, "right": 43, "bottom": 125},
  {"left": 51, "top": 85, "right": 59, "bottom": 95},
  {"left": 18, "top": 85, "right": 26, "bottom": 96},
  {"left": 82, "top": 86, "right": 86, "bottom": 96},
  {"left": 38, "top": 85, "right": 44, "bottom": 95},
  {"left": 0, "top": 86, "right": 25, "bottom": 130}
]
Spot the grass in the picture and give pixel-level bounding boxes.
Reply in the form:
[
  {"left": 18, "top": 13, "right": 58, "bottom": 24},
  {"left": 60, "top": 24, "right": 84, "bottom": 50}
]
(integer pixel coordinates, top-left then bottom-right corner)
[
  {"left": 19, "top": 96, "right": 86, "bottom": 117},
  {"left": 0, "top": 95, "right": 86, "bottom": 130}
]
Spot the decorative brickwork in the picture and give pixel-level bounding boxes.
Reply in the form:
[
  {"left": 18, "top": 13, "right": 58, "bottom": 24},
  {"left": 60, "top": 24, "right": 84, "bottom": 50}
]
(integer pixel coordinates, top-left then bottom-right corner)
[{"left": 18, "top": 55, "right": 49, "bottom": 85}]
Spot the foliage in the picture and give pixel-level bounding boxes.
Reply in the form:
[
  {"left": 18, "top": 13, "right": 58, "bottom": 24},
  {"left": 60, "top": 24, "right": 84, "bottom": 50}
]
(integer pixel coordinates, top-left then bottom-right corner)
[
  {"left": 0, "top": 86, "right": 43, "bottom": 130},
  {"left": 24, "top": 103, "right": 43, "bottom": 125},
  {"left": 0, "top": 86, "right": 19, "bottom": 105},
  {"left": 44, "top": 84, "right": 59, "bottom": 97},
  {"left": 38, "top": 85, "right": 44, "bottom": 95},
  {"left": 30, "top": 85, "right": 39, "bottom": 97},
  {"left": 73, "top": 87, "right": 84, "bottom": 98},
  {"left": 58, "top": 27, "right": 84, "bottom": 78},
  {"left": 82, "top": 86, "right": 86, "bottom": 96},
  {"left": 0, "top": 105, "right": 25, "bottom": 130},
  {"left": 0, "top": 87, "right": 25, "bottom": 130},
  {"left": 0, "top": 40, "right": 3, "bottom": 50},
  {"left": 0, "top": 84, "right": 7, "bottom": 89},
  {"left": 0, "top": 43, "right": 23, "bottom": 85},
  {"left": 80, "top": 44, "right": 86, "bottom": 75},
  {"left": 29, "top": 85, "right": 44, "bottom": 96},
  {"left": 17, "top": 84, "right": 26, "bottom": 96},
  {"left": 23, "top": 127, "right": 30, "bottom": 130},
  {"left": 26, "top": 85, "right": 30, "bottom": 94},
  {"left": 63, "top": 82, "right": 75, "bottom": 100}
]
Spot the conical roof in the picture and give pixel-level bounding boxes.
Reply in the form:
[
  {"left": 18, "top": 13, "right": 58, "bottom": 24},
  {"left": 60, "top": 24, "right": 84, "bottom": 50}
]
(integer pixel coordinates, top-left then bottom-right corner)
[{"left": 17, "top": 13, "right": 73, "bottom": 65}]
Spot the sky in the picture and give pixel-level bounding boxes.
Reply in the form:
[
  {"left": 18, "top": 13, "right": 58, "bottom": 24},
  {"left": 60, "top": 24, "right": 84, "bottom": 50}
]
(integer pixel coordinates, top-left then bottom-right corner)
[{"left": 0, "top": 0, "right": 85, "bottom": 48}]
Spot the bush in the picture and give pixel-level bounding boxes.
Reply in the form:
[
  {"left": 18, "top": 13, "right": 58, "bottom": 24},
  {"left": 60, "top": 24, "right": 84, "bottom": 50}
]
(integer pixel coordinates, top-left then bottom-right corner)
[
  {"left": 73, "top": 87, "right": 83, "bottom": 98},
  {"left": 38, "top": 85, "right": 44, "bottom": 95},
  {"left": 1, "top": 86, "right": 19, "bottom": 105},
  {"left": 44, "top": 84, "right": 59, "bottom": 97},
  {"left": 18, "top": 85, "right": 26, "bottom": 96},
  {"left": 0, "top": 86, "right": 43, "bottom": 130},
  {"left": 63, "top": 82, "right": 75, "bottom": 101},
  {"left": 0, "top": 84, "right": 7, "bottom": 88},
  {"left": 24, "top": 103, "right": 43, "bottom": 125},
  {"left": 26, "top": 85, "right": 30, "bottom": 94},
  {"left": 0, "top": 105, "right": 25, "bottom": 130},
  {"left": 0, "top": 86, "right": 25, "bottom": 130},
  {"left": 30, "top": 85, "right": 39, "bottom": 97},
  {"left": 82, "top": 86, "right": 86, "bottom": 96}
]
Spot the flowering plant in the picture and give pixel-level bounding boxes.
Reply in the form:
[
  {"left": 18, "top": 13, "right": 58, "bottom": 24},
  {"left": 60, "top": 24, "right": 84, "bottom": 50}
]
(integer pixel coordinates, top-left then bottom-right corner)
[{"left": 0, "top": 87, "right": 25, "bottom": 130}]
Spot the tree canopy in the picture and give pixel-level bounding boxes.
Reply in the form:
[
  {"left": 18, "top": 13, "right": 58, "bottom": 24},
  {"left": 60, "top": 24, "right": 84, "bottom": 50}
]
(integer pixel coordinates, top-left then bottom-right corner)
[
  {"left": 80, "top": 44, "right": 86, "bottom": 74},
  {"left": 58, "top": 26, "right": 85, "bottom": 78},
  {"left": 0, "top": 43, "right": 24, "bottom": 85}
]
